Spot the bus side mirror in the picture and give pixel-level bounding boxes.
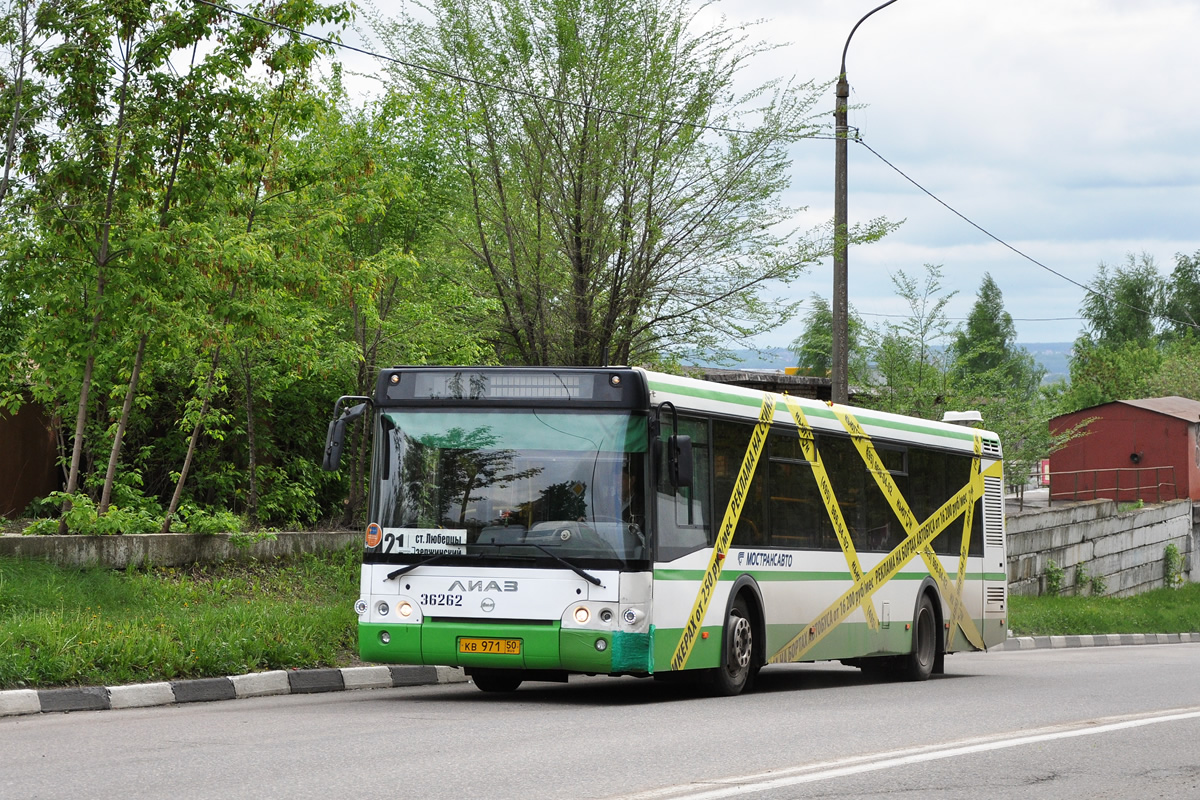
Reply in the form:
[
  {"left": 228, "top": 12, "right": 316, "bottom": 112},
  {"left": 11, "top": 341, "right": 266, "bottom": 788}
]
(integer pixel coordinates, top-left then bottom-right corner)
[
  {"left": 668, "top": 434, "right": 693, "bottom": 488},
  {"left": 322, "top": 401, "right": 367, "bottom": 471}
]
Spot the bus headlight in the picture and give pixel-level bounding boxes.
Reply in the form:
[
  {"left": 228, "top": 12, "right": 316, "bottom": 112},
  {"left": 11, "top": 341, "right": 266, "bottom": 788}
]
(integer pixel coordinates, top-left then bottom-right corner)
[
  {"left": 377, "top": 601, "right": 390, "bottom": 617},
  {"left": 399, "top": 602, "right": 413, "bottom": 618},
  {"left": 574, "top": 606, "right": 590, "bottom": 624},
  {"left": 354, "top": 599, "right": 368, "bottom": 615}
]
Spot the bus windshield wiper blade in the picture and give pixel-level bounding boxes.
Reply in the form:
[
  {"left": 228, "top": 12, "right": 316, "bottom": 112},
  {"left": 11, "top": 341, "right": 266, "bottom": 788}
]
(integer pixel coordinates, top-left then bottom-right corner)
[
  {"left": 386, "top": 553, "right": 446, "bottom": 581},
  {"left": 479, "top": 542, "right": 604, "bottom": 587}
]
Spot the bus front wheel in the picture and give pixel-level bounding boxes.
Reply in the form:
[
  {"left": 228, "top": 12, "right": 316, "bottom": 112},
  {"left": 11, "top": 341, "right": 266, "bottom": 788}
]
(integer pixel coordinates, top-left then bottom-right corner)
[
  {"left": 471, "top": 670, "right": 522, "bottom": 693},
  {"left": 902, "top": 594, "right": 937, "bottom": 682},
  {"left": 706, "top": 595, "right": 756, "bottom": 696}
]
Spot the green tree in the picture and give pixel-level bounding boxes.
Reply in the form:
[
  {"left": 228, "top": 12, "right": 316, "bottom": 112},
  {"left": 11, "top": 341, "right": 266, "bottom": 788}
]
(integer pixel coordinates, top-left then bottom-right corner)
[
  {"left": 1147, "top": 333, "right": 1200, "bottom": 400},
  {"left": 380, "top": 0, "right": 890, "bottom": 366},
  {"left": 1161, "top": 250, "right": 1200, "bottom": 340},
  {"left": 1062, "top": 338, "right": 1161, "bottom": 411},
  {"left": 1079, "top": 253, "right": 1163, "bottom": 347},
  {"left": 862, "top": 264, "right": 956, "bottom": 419},
  {"left": 789, "top": 293, "right": 867, "bottom": 381},
  {"left": 951, "top": 273, "right": 1025, "bottom": 379}
]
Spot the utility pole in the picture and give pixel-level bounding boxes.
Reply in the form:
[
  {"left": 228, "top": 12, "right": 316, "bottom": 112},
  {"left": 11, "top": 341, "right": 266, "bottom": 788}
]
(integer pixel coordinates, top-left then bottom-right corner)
[{"left": 832, "top": 0, "right": 901, "bottom": 405}]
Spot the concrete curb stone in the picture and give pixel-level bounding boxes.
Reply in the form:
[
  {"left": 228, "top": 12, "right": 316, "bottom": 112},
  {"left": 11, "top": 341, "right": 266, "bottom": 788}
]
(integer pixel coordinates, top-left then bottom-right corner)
[
  {"left": 109, "top": 682, "right": 175, "bottom": 710},
  {"left": 287, "top": 668, "right": 344, "bottom": 694},
  {"left": 37, "top": 686, "right": 110, "bottom": 713},
  {"left": 171, "top": 677, "right": 236, "bottom": 704},
  {"left": 1, "top": 665, "right": 467, "bottom": 718},
  {"left": 230, "top": 670, "right": 290, "bottom": 699},
  {"left": 7, "top": 634, "right": 1200, "bottom": 718}
]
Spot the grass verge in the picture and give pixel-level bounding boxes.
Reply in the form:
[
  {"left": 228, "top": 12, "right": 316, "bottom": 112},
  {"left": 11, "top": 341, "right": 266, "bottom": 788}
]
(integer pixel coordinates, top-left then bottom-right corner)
[
  {"left": 1008, "top": 583, "right": 1200, "bottom": 636},
  {"left": 0, "top": 547, "right": 359, "bottom": 690}
]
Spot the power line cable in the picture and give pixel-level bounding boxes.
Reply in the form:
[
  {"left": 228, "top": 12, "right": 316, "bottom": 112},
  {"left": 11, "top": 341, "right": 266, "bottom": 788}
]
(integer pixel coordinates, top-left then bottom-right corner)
[
  {"left": 194, "top": 0, "right": 1198, "bottom": 332},
  {"left": 853, "top": 136, "right": 1199, "bottom": 332}
]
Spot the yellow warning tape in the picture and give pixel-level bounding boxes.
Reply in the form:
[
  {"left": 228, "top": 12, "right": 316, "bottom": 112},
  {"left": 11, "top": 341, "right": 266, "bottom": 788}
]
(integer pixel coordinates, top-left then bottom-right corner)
[
  {"left": 947, "top": 436, "right": 983, "bottom": 649},
  {"left": 782, "top": 396, "right": 879, "bottom": 630},
  {"left": 768, "top": 407, "right": 1002, "bottom": 665},
  {"left": 670, "top": 392, "right": 776, "bottom": 671},
  {"left": 833, "top": 407, "right": 986, "bottom": 652}
]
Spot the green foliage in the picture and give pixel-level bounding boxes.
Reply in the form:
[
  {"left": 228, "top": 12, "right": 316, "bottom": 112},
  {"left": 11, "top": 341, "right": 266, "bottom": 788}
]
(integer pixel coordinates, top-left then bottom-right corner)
[
  {"left": 1079, "top": 253, "right": 1163, "bottom": 347},
  {"left": 383, "top": 0, "right": 882, "bottom": 365},
  {"left": 1009, "top": 582, "right": 1200, "bottom": 636},
  {"left": 1164, "top": 543, "right": 1185, "bottom": 589},
  {"left": 0, "top": 548, "right": 359, "bottom": 689},
  {"left": 24, "top": 493, "right": 160, "bottom": 536},
  {"left": 174, "top": 504, "right": 243, "bottom": 535},
  {"left": 1044, "top": 560, "right": 1064, "bottom": 596},
  {"left": 1090, "top": 573, "right": 1107, "bottom": 596},
  {"left": 1147, "top": 333, "right": 1200, "bottom": 399},
  {"left": 951, "top": 273, "right": 1023, "bottom": 380},
  {"left": 1161, "top": 250, "right": 1200, "bottom": 340},
  {"left": 1062, "top": 338, "right": 1161, "bottom": 412},
  {"left": 789, "top": 293, "right": 869, "bottom": 381},
  {"left": 859, "top": 265, "right": 956, "bottom": 419}
]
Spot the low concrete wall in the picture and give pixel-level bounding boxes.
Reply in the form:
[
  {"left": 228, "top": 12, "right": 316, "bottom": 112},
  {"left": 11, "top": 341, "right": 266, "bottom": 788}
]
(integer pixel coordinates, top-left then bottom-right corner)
[
  {"left": 0, "top": 531, "right": 360, "bottom": 569},
  {"left": 1007, "top": 499, "right": 1196, "bottom": 597}
]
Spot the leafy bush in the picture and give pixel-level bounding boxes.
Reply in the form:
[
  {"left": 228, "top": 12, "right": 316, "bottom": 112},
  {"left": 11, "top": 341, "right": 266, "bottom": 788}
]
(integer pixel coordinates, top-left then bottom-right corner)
[
  {"left": 1044, "top": 560, "right": 1064, "bottom": 596},
  {"left": 175, "top": 504, "right": 243, "bottom": 535},
  {"left": 1165, "top": 543, "right": 1185, "bottom": 589},
  {"left": 23, "top": 493, "right": 162, "bottom": 536}
]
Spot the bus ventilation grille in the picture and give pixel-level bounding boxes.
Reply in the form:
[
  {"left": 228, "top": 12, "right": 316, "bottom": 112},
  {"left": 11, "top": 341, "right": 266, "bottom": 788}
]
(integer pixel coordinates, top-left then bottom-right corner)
[{"left": 983, "top": 476, "right": 1004, "bottom": 550}]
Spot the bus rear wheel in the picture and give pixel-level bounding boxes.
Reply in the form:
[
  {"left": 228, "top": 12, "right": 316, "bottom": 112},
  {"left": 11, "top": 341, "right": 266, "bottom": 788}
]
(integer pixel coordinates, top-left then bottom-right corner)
[
  {"left": 706, "top": 595, "right": 756, "bottom": 696},
  {"left": 471, "top": 670, "right": 522, "bottom": 693},
  {"left": 902, "top": 594, "right": 937, "bottom": 682}
]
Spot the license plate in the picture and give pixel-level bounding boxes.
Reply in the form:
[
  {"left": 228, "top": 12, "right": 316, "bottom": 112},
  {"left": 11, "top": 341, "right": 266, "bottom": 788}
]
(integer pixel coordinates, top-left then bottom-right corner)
[{"left": 458, "top": 637, "right": 522, "bottom": 655}]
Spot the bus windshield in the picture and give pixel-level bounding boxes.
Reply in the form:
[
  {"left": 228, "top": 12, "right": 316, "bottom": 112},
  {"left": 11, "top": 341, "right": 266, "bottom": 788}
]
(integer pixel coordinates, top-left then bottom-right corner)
[{"left": 369, "top": 409, "right": 648, "bottom": 565}]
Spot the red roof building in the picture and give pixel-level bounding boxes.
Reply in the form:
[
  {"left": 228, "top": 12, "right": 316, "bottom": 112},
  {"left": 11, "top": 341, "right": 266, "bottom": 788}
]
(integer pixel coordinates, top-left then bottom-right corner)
[{"left": 1049, "top": 397, "right": 1200, "bottom": 504}]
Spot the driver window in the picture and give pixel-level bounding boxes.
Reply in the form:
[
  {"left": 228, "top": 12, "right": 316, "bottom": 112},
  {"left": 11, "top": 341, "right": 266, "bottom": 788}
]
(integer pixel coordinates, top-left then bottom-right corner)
[{"left": 656, "top": 418, "right": 710, "bottom": 561}]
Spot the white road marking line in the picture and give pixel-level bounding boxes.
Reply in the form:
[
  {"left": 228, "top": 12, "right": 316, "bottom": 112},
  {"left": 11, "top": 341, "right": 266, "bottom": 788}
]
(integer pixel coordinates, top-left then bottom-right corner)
[{"left": 613, "top": 707, "right": 1200, "bottom": 800}]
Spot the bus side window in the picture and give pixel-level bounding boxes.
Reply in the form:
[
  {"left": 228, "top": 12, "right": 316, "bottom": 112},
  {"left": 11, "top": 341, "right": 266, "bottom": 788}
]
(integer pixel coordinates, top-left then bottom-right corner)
[
  {"left": 712, "top": 419, "right": 767, "bottom": 548},
  {"left": 767, "top": 432, "right": 822, "bottom": 549},
  {"left": 656, "top": 419, "right": 711, "bottom": 561},
  {"left": 820, "top": 434, "right": 865, "bottom": 551}
]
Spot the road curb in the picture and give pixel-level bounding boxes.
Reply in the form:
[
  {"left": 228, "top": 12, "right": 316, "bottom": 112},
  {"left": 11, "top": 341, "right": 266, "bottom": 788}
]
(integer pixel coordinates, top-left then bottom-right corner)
[
  {"left": 1, "top": 665, "right": 467, "bottom": 718},
  {"left": 6, "top": 634, "right": 1200, "bottom": 718},
  {"left": 1000, "top": 632, "right": 1200, "bottom": 650}
]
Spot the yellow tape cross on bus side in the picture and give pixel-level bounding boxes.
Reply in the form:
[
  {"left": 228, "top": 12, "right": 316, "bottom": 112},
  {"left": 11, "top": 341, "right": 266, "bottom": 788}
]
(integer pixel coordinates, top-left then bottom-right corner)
[
  {"left": 769, "top": 412, "right": 1001, "bottom": 665},
  {"left": 832, "top": 407, "right": 987, "bottom": 652},
  {"left": 782, "top": 396, "right": 880, "bottom": 631},
  {"left": 670, "top": 392, "right": 776, "bottom": 671}
]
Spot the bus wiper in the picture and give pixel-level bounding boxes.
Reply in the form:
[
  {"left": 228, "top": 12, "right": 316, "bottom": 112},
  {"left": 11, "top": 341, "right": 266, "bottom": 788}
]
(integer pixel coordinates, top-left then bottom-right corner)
[
  {"left": 480, "top": 542, "right": 604, "bottom": 587},
  {"left": 386, "top": 554, "right": 447, "bottom": 581}
]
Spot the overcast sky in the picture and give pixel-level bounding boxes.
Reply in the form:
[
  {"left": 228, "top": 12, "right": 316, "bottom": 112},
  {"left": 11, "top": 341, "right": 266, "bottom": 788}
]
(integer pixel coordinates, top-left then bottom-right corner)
[
  {"left": 337, "top": 0, "right": 1200, "bottom": 348},
  {"left": 714, "top": 0, "right": 1200, "bottom": 346}
]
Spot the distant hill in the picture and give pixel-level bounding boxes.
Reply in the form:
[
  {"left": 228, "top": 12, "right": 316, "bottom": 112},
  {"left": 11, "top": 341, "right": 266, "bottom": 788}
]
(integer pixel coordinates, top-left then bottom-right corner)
[{"left": 692, "top": 342, "right": 1074, "bottom": 384}]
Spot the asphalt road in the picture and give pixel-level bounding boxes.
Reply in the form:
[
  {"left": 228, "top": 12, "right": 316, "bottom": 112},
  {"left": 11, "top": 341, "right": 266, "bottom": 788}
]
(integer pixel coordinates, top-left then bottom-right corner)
[{"left": 4, "top": 645, "right": 1200, "bottom": 800}]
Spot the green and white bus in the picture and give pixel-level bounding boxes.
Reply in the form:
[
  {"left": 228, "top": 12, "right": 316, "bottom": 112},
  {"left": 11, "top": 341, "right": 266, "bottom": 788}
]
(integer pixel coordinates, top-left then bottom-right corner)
[{"left": 322, "top": 366, "right": 1007, "bottom": 695}]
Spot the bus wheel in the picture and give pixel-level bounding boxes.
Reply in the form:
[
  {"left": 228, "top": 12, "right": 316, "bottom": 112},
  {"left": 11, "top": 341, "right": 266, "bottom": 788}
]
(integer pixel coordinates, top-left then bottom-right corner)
[
  {"left": 707, "top": 595, "right": 755, "bottom": 696},
  {"left": 903, "top": 595, "right": 937, "bottom": 682},
  {"left": 471, "top": 670, "right": 522, "bottom": 693}
]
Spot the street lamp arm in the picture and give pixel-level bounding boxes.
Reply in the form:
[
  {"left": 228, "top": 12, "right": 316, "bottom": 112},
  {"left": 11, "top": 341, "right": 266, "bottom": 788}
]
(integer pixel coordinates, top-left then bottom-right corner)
[{"left": 841, "top": 0, "right": 902, "bottom": 76}]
